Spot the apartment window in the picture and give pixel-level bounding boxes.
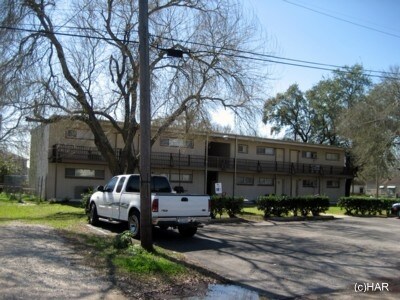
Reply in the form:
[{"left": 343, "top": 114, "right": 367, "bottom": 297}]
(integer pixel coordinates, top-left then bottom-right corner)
[
  {"left": 65, "top": 129, "right": 77, "bottom": 139},
  {"left": 169, "top": 173, "right": 193, "bottom": 183},
  {"left": 259, "top": 177, "right": 274, "bottom": 186},
  {"left": 65, "top": 168, "right": 105, "bottom": 179},
  {"left": 326, "top": 153, "right": 340, "bottom": 161},
  {"left": 256, "top": 146, "right": 275, "bottom": 155},
  {"left": 65, "top": 129, "right": 94, "bottom": 140},
  {"left": 302, "top": 151, "right": 317, "bottom": 159},
  {"left": 237, "top": 176, "right": 254, "bottom": 185},
  {"left": 160, "top": 138, "right": 194, "bottom": 148},
  {"left": 327, "top": 180, "right": 340, "bottom": 188},
  {"left": 302, "top": 179, "right": 317, "bottom": 188},
  {"left": 238, "top": 144, "right": 248, "bottom": 154}
]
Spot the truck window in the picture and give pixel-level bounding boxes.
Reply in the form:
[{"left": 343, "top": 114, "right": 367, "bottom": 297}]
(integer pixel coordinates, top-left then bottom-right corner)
[
  {"left": 151, "top": 176, "right": 172, "bottom": 193},
  {"left": 104, "top": 176, "right": 118, "bottom": 192},
  {"left": 115, "top": 177, "right": 126, "bottom": 193},
  {"left": 125, "top": 175, "right": 171, "bottom": 193},
  {"left": 126, "top": 176, "right": 140, "bottom": 192}
]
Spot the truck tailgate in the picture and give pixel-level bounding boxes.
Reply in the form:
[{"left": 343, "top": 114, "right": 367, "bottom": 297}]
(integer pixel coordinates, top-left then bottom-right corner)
[{"left": 155, "top": 194, "right": 209, "bottom": 217}]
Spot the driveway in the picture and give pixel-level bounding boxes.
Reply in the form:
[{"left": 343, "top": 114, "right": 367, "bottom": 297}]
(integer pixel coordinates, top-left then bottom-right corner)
[
  {"left": 155, "top": 216, "right": 400, "bottom": 299},
  {"left": 0, "top": 222, "right": 126, "bottom": 300}
]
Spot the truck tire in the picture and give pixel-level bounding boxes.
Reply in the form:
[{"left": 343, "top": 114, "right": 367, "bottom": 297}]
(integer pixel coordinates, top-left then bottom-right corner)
[
  {"left": 178, "top": 225, "right": 197, "bottom": 238},
  {"left": 128, "top": 210, "right": 140, "bottom": 239},
  {"left": 89, "top": 203, "right": 99, "bottom": 226}
]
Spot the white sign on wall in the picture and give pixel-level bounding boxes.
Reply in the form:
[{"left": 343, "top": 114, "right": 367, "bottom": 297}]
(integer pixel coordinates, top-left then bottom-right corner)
[{"left": 215, "top": 182, "right": 222, "bottom": 194}]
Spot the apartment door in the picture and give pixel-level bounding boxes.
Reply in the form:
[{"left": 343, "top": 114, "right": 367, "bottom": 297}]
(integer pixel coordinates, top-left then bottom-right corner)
[
  {"left": 207, "top": 171, "right": 218, "bottom": 195},
  {"left": 276, "top": 148, "right": 284, "bottom": 162},
  {"left": 276, "top": 177, "right": 284, "bottom": 196}
]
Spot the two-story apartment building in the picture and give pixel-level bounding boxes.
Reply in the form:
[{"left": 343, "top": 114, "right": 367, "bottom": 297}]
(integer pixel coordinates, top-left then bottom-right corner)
[{"left": 29, "top": 120, "right": 353, "bottom": 201}]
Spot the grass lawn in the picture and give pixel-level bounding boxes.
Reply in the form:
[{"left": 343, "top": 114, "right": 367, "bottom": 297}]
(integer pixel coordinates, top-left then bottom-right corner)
[
  {"left": 0, "top": 193, "right": 87, "bottom": 229},
  {"left": 239, "top": 205, "right": 345, "bottom": 218}
]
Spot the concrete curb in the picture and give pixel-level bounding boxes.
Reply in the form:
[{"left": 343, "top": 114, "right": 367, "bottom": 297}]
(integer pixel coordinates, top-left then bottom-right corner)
[{"left": 210, "top": 215, "right": 336, "bottom": 224}]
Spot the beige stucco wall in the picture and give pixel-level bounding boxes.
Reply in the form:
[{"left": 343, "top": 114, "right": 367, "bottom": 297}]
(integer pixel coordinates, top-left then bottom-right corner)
[
  {"left": 29, "top": 125, "right": 49, "bottom": 199},
  {"left": 46, "top": 163, "right": 113, "bottom": 200},
  {"left": 30, "top": 121, "right": 349, "bottom": 201}
]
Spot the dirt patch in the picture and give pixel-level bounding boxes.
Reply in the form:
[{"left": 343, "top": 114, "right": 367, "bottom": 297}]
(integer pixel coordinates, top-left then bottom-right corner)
[{"left": 60, "top": 227, "right": 221, "bottom": 299}]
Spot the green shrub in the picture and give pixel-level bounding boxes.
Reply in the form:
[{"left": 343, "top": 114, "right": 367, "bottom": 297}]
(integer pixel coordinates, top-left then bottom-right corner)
[
  {"left": 308, "top": 196, "right": 330, "bottom": 216},
  {"left": 114, "top": 231, "right": 134, "bottom": 249},
  {"left": 224, "top": 196, "right": 244, "bottom": 218},
  {"left": 81, "top": 188, "right": 93, "bottom": 213},
  {"left": 338, "top": 197, "right": 396, "bottom": 216},
  {"left": 256, "top": 195, "right": 290, "bottom": 217},
  {"left": 210, "top": 195, "right": 225, "bottom": 218},
  {"left": 210, "top": 195, "right": 244, "bottom": 218},
  {"left": 256, "top": 195, "right": 330, "bottom": 218}
]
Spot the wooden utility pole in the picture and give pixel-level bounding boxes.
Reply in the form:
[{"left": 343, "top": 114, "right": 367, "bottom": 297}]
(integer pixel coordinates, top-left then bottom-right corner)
[{"left": 139, "top": 0, "right": 153, "bottom": 251}]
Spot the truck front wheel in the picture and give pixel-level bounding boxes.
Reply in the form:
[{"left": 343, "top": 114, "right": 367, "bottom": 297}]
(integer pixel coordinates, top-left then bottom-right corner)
[
  {"left": 178, "top": 225, "right": 197, "bottom": 238},
  {"left": 89, "top": 203, "right": 99, "bottom": 226},
  {"left": 128, "top": 211, "right": 140, "bottom": 239}
]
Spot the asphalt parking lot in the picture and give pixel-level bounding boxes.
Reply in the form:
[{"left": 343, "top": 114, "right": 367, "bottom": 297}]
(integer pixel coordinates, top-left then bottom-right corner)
[{"left": 154, "top": 216, "right": 400, "bottom": 299}]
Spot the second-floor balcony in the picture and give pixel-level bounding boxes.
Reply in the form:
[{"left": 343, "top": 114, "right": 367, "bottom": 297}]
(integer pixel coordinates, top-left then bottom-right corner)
[
  {"left": 49, "top": 144, "right": 121, "bottom": 164},
  {"left": 49, "top": 144, "right": 353, "bottom": 177}
]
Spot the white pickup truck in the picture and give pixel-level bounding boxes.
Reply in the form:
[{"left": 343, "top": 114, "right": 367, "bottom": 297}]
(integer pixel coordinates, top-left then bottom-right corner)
[{"left": 88, "top": 174, "right": 210, "bottom": 238}]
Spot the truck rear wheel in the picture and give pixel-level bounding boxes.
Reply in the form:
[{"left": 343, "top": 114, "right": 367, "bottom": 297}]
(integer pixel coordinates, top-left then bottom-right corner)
[
  {"left": 128, "top": 211, "right": 140, "bottom": 239},
  {"left": 178, "top": 225, "right": 197, "bottom": 238}
]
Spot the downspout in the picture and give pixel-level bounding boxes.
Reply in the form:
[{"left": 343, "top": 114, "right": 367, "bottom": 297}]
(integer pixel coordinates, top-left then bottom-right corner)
[
  {"left": 233, "top": 136, "right": 237, "bottom": 198},
  {"left": 204, "top": 134, "right": 209, "bottom": 194}
]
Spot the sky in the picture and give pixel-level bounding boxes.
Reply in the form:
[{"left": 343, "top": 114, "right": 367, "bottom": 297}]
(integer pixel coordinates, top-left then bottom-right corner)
[
  {"left": 212, "top": 0, "right": 400, "bottom": 134},
  {"left": 246, "top": 0, "right": 400, "bottom": 93}
]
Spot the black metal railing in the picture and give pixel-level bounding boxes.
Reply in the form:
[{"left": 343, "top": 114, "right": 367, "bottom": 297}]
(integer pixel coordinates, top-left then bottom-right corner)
[
  {"left": 49, "top": 144, "right": 353, "bottom": 176},
  {"left": 49, "top": 144, "right": 121, "bottom": 163}
]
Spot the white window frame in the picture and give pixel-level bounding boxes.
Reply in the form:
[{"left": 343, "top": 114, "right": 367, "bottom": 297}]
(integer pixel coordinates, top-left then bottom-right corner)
[
  {"left": 169, "top": 173, "right": 193, "bottom": 183},
  {"left": 257, "top": 146, "right": 275, "bottom": 156},
  {"left": 258, "top": 177, "right": 274, "bottom": 186},
  {"left": 160, "top": 138, "right": 194, "bottom": 148},
  {"left": 238, "top": 144, "right": 248, "bottom": 154},
  {"left": 326, "top": 180, "right": 340, "bottom": 188},
  {"left": 302, "top": 151, "right": 317, "bottom": 159},
  {"left": 65, "top": 168, "right": 105, "bottom": 179},
  {"left": 326, "top": 153, "right": 340, "bottom": 161},
  {"left": 237, "top": 176, "right": 254, "bottom": 186},
  {"left": 302, "top": 179, "right": 317, "bottom": 188}
]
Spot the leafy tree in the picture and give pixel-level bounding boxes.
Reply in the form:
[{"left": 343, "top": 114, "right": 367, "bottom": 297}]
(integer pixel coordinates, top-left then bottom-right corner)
[
  {"left": 306, "top": 64, "right": 372, "bottom": 146},
  {"left": 0, "top": 0, "right": 268, "bottom": 174},
  {"left": 0, "top": 151, "right": 23, "bottom": 183},
  {"left": 263, "top": 84, "right": 315, "bottom": 142},
  {"left": 338, "top": 68, "right": 400, "bottom": 193},
  {"left": 263, "top": 65, "right": 372, "bottom": 146}
]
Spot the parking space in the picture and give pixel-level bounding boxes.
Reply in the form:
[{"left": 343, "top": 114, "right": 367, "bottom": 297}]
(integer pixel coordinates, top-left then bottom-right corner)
[{"left": 154, "top": 217, "right": 400, "bottom": 299}]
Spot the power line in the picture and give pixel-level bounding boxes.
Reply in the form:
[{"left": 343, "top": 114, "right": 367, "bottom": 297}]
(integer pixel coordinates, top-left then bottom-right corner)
[
  {"left": 11, "top": 24, "right": 400, "bottom": 77},
  {"left": 1, "top": 25, "right": 398, "bottom": 80},
  {"left": 0, "top": 25, "right": 138, "bottom": 44},
  {"left": 150, "top": 34, "right": 399, "bottom": 79},
  {"left": 283, "top": 0, "right": 400, "bottom": 39}
]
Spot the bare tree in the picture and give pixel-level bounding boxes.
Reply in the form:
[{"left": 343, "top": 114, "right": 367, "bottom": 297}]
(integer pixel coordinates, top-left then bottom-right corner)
[{"left": 1, "top": 0, "right": 269, "bottom": 174}]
